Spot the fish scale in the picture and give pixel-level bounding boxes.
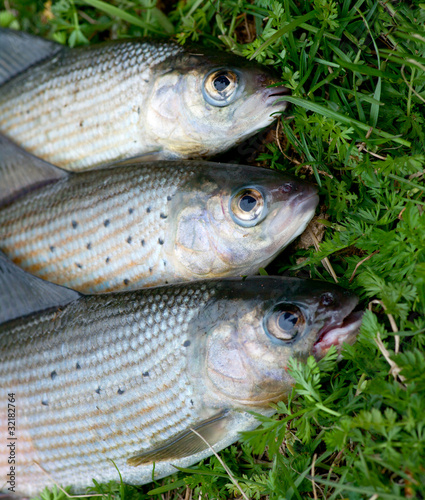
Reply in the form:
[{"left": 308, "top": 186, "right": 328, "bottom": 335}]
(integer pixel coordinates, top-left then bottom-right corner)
[
  {"left": 0, "top": 253, "right": 363, "bottom": 496},
  {"left": 0, "top": 40, "right": 183, "bottom": 169},
  {"left": 0, "top": 29, "right": 291, "bottom": 169},
  {"left": 0, "top": 163, "right": 194, "bottom": 292},
  {"left": 0, "top": 285, "right": 209, "bottom": 492},
  {"left": 0, "top": 155, "right": 319, "bottom": 293}
]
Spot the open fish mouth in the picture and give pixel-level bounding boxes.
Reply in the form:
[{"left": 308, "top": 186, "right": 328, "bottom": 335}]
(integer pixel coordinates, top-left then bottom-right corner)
[{"left": 313, "top": 308, "right": 364, "bottom": 358}]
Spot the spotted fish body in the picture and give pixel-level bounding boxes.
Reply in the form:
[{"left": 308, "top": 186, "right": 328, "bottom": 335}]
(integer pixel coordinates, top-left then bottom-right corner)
[
  {"left": 0, "top": 40, "right": 181, "bottom": 170},
  {"left": 0, "top": 256, "right": 363, "bottom": 496},
  {"left": 1, "top": 283, "right": 227, "bottom": 495},
  {"left": 0, "top": 146, "right": 318, "bottom": 293},
  {"left": 0, "top": 29, "right": 289, "bottom": 171},
  {"left": 1, "top": 162, "right": 193, "bottom": 292}
]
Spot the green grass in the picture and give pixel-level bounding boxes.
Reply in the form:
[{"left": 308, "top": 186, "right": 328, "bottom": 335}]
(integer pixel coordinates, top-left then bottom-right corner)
[{"left": 2, "top": 0, "right": 425, "bottom": 498}]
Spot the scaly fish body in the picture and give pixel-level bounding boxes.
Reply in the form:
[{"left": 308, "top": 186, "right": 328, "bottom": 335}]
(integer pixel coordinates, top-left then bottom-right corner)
[
  {"left": 0, "top": 30, "right": 289, "bottom": 171},
  {"left": 0, "top": 151, "right": 318, "bottom": 293},
  {"left": 0, "top": 259, "right": 363, "bottom": 496}
]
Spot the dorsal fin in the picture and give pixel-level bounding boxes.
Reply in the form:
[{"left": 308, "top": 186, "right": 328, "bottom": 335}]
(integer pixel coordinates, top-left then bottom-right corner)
[
  {"left": 0, "top": 251, "right": 81, "bottom": 325},
  {"left": 0, "top": 134, "right": 68, "bottom": 207},
  {"left": 0, "top": 28, "right": 62, "bottom": 85}
]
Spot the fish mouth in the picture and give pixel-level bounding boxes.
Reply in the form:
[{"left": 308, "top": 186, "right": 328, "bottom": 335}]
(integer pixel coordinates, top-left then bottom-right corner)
[
  {"left": 291, "top": 189, "right": 319, "bottom": 213},
  {"left": 269, "top": 186, "right": 319, "bottom": 241},
  {"left": 285, "top": 188, "right": 319, "bottom": 228},
  {"left": 313, "top": 307, "right": 364, "bottom": 359},
  {"left": 265, "top": 86, "right": 291, "bottom": 107}
]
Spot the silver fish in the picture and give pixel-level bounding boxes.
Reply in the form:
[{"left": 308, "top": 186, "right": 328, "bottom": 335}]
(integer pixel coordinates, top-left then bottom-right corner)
[
  {"left": 0, "top": 28, "right": 289, "bottom": 171},
  {"left": 0, "top": 135, "right": 318, "bottom": 293},
  {"left": 0, "top": 253, "right": 363, "bottom": 496}
]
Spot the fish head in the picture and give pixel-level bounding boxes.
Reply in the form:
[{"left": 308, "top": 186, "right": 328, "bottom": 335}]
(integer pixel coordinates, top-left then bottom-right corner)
[
  {"left": 145, "top": 49, "right": 289, "bottom": 157},
  {"left": 169, "top": 164, "right": 318, "bottom": 279},
  {"left": 194, "top": 277, "right": 362, "bottom": 409}
]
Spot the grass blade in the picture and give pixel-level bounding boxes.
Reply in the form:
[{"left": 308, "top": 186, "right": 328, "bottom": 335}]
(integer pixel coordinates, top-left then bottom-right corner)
[
  {"left": 147, "top": 479, "right": 186, "bottom": 495},
  {"left": 249, "top": 11, "right": 316, "bottom": 60},
  {"left": 81, "top": 0, "right": 173, "bottom": 34},
  {"left": 334, "top": 57, "right": 398, "bottom": 80}
]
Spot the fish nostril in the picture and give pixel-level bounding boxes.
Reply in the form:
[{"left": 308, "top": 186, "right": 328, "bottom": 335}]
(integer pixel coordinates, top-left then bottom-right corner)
[
  {"left": 320, "top": 292, "right": 335, "bottom": 307},
  {"left": 281, "top": 182, "right": 294, "bottom": 194},
  {"left": 258, "top": 73, "right": 269, "bottom": 85}
]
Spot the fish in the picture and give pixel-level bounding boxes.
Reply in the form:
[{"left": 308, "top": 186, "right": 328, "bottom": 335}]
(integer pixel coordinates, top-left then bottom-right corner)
[
  {"left": 0, "top": 251, "right": 363, "bottom": 496},
  {"left": 0, "top": 134, "right": 318, "bottom": 293},
  {"left": 0, "top": 28, "right": 290, "bottom": 171}
]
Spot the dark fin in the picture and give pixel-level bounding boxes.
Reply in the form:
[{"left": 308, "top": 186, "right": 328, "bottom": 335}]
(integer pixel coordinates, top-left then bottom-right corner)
[
  {"left": 127, "top": 412, "right": 231, "bottom": 466},
  {"left": 0, "top": 28, "right": 62, "bottom": 86},
  {"left": 0, "top": 134, "right": 68, "bottom": 207},
  {"left": 0, "top": 250, "right": 81, "bottom": 325}
]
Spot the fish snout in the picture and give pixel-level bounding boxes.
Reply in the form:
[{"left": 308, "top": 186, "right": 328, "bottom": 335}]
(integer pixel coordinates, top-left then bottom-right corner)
[
  {"left": 263, "top": 85, "right": 291, "bottom": 108},
  {"left": 293, "top": 182, "right": 319, "bottom": 213},
  {"left": 308, "top": 285, "right": 363, "bottom": 359},
  {"left": 274, "top": 178, "right": 319, "bottom": 212},
  {"left": 267, "top": 178, "right": 318, "bottom": 238},
  {"left": 313, "top": 305, "right": 364, "bottom": 359}
]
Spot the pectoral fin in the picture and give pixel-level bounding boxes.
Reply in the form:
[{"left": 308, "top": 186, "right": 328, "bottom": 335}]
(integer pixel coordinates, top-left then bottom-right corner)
[{"left": 127, "top": 411, "right": 230, "bottom": 466}]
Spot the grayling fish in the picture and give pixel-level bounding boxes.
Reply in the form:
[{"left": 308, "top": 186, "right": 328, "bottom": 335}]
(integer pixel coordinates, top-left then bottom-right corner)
[
  {"left": 0, "top": 135, "right": 318, "bottom": 293},
  {"left": 0, "top": 252, "right": 363, "bottom": 496},
  {"left": 0, "top": 28, "right": 289, "bottom": 171}
]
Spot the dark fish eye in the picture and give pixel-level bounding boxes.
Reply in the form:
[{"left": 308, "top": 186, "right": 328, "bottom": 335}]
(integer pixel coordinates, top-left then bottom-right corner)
[
  {"left": 214, "top": 75, "right": 231, "bottom": 91},
  {"left": 278, "top": 311, "right": 298, "bottom": 331},
  {"left": 230, "top": 188, "right": 265, "bottom": 227},
  {"left": 239, "top": 194, "right": 257, "bottom": 212},
  {"left": 265, "top": 304, "right": 305, "bottom": 342},
  {"left": 203, "top": 69, "right": 239, "bottom": 107}
]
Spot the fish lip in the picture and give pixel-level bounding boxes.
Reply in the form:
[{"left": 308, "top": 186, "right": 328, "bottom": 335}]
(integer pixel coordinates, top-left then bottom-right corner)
[
  {"left": 292, "top": 190, "right": 319, "bottom": 211},
  {"left": 288, "top": 187, "right": 319, "bottom": 217},
  {"left": 264, "top": 85, "right": 291, "bottom": 106},
  {"left": 268, "top": 188, "right": 318, "bottom": 242},
  {"left": 313, "top": 308, "right": 364, "bottom": 358}
]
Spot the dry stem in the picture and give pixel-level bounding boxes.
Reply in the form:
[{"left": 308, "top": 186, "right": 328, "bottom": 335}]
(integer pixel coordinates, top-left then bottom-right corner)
[
  {"left": 308, "top": 227, "right": 339, "bottom": 283},
  {"left": 369, "top": 299, "right": 400, "bottom": 354},
  {"left": 349, "top": 250, "right": 379, "bottom": 282},
  {"left": 189, "top": 428, "right": 249, "bottom": 500}
]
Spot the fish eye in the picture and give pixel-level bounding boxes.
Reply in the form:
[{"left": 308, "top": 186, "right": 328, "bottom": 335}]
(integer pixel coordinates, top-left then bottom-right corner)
[
  {"left": 214, "top": 74, "right": 231, "bottom": 91},
  {"left": 230, "top": 188, "right": 265, "bottom": 227},
  {"left": 203, "top": 69, "right": 239, "bottom": 107},
  {"left": 265, "top": 304, "right": 305, "bottom": 342}
]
